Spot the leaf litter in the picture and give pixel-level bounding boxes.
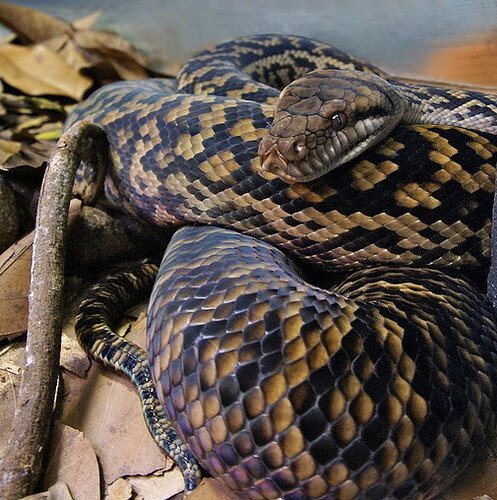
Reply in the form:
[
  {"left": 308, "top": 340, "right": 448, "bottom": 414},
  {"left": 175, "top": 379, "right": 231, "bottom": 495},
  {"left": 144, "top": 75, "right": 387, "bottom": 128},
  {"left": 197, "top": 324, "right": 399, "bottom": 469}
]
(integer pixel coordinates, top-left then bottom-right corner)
[{"left": 0, "top": 3, "right": 496, "bottom": 500}]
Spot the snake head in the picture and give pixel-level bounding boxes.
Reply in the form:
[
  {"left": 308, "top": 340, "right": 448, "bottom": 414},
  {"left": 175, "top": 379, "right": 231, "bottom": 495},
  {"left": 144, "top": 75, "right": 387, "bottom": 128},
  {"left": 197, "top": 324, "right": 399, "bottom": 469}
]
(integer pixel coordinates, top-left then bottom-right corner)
[{"left": 259, "top": 69, "right": 405, "bottom": 183}]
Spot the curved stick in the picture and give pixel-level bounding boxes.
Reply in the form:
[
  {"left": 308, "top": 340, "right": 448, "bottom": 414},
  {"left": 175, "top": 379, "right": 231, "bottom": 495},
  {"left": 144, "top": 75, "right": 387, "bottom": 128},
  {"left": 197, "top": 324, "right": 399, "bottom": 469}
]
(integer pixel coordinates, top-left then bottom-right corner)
[{"left": 0, "top": 122, "right": 107, "bottom": 499}]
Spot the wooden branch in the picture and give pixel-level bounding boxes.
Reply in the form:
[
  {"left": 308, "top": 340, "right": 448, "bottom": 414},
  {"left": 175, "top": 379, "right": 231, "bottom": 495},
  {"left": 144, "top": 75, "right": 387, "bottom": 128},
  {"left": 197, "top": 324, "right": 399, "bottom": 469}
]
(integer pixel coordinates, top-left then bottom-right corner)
[
  {"left": 488, "top": 172, "right": 497, "bottom": 308},
  {"left": 0, "top": 121, "right": 107, "bottom": 499}
]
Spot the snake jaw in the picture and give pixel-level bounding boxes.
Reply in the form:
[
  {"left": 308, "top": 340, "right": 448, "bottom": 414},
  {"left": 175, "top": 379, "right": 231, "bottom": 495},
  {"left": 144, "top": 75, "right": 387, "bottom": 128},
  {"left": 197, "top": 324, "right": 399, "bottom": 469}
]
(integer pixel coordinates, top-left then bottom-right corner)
[{"left": 259, "top": 135, "right": 314, "bottom": 181}]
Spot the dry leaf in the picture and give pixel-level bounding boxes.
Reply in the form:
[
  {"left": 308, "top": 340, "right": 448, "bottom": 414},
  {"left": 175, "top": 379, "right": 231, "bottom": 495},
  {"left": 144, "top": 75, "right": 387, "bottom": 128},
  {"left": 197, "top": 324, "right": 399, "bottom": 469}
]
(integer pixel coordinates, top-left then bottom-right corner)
[
  {"left": 0, "top": 137, "right": 21, "bottom": 164},
  {"left": 21, "top": 482, "right": 74, "bottom": 500},
  {"left": 105, "top": 478, "right": 132, "bottom": 500},
  {"left": 71, "top": 11, "right": 102, "bottom": 31},
  {"left": 0, "top": 43, "right": 92, "bottom": 99},
  {"left": 42, "top": 34, "right": 95, "bottom": 73},
  {"left": 60, "top": 334, "right": 91, "bottom": 378},
  {"left": 125, "top": 467, "right": 184, "bottom": 499},
  {"left": 0, "top": 93, "right": 68, "bottom": 114},
  {"left": 1, "top": 139, "right": 55, "bottom": 170},
  {"left": 0, "top": 340, "right": 25, "bottom": 457},
  {"left": 73, "top": 29, "right": 148, "bottom": 80},
  {"left": 0, "top": 231, "right": 32, "bottom": 339},
  {"left": 0, "top": 3, "right": 72, "bottom": 44},
  {"left": 42, "top": 421, "right": 100, "bottom": 500}
]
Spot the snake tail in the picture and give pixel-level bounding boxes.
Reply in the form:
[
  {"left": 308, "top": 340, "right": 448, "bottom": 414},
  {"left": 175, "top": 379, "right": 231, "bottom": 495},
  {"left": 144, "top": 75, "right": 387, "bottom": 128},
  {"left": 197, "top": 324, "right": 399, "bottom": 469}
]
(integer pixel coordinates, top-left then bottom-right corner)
[{"left": 75, "top": 262, "right": 202, "bottom": 492}]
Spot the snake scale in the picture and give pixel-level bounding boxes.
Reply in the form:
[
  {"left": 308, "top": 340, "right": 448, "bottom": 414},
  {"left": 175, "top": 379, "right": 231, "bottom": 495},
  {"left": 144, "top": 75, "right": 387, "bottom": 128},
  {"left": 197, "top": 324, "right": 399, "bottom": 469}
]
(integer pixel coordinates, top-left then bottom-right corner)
[{"left": 72, "top": 34, "right": 497, "bottom": 498}]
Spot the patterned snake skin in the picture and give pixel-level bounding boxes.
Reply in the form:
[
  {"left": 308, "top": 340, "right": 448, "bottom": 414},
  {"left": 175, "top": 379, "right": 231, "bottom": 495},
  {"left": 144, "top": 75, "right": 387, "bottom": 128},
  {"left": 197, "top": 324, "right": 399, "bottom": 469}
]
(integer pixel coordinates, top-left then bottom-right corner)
[{"left": 72, "top": 35, "right": 497, "bottom": 498}]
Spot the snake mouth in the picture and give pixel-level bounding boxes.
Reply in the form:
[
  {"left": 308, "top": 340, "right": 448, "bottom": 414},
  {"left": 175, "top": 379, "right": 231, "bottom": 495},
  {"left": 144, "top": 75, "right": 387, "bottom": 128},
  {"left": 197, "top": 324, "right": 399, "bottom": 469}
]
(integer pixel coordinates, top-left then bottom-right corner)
[
  {"left": 261, "top": 143, "right": 343, "bottom": 183},
  {"left": 261, "top": 147, "right": 326, "bottom": 183}
]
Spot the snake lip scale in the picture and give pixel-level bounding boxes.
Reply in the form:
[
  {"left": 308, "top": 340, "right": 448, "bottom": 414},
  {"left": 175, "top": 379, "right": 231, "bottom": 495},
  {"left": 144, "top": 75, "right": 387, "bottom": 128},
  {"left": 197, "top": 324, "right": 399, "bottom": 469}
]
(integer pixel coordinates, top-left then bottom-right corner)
[{"left": 71, "top": 34, "right": 497, "bottom": 499}]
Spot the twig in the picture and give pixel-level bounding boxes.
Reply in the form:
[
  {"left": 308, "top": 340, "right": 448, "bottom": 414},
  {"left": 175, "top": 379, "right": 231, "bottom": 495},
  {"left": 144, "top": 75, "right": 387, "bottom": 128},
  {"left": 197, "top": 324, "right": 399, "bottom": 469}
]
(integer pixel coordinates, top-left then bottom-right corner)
[
  {"left": 488, "top": 171, "right": 497, "bottom": 309},
  {"left": 0, "top": 121, "right": 107, "bottom": 499}
]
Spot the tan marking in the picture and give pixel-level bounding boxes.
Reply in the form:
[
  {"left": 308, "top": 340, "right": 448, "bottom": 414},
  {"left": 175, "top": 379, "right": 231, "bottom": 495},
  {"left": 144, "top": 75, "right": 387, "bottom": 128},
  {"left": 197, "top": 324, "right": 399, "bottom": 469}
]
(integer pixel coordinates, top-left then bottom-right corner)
[
  {"left": 394, "top": 416, "right": 415, "bottom": 453},
  {"left": 351, "top": 160, "right": 398, "bottom": 191},
  {"left": 337, "top": 480, "right": 360, "bottom": 500},
  {"left": 357, "top": 466, "right": 379, "bottom": 489},
  {"left": 207, "top": 415, "right": 228, "bottom": 443},
  {"left": 376, "top": 137, "right": 405, "bottom": 156},
  {"left": 261, "top": 373, "right": 287, "bottom": 404},
  {"left": 377, "top": 440, "right": 399, "bottom": 472},
  {"left": 202, "top": 392, "right": 221, "bottom": 419},
  {"left": 339, "top": 374, "right": 361, "bottom": 400},
  {"left": 393, "top": 182, "right": 441, "bottom": 209},
  {"left": 307, "top": 344, "right": 331, "bottom": 371},
  {"left": 280, "top": 426, "right": 305, "bottom": 457},
  {"left": 260, "top": 442, "right": 284, "bottom": 469},
  {"left": 387, "top": 463, "right": 409, "bottom": 488},
  {"left": 270, "top": 398, "right": 295, "bottom": 432},
  {"left": 284, "top": 358, "right": 310, "bottom": 387},
  {"left": 196, "top": 426, "right": 214, "bottom": 454},
  {"left": 219, "top": 332, "right": 243, "bottom": 351},
  {"left": 189, "top": 400, "right": 205, "bottom": 429},
  {"left": 292, "top": 452, "right": 316, "bottom": 480},
  {"left": 407, "top": 392, "right": 428, "bottom": 423},
  {"left": 350, "top": 392, "right": 374, "bottom": 424},
  {"left": 243, "top": 388, "right": 265, "bottom": 418},
  {"left": 284, "top": 336, "right": 306, "bottom": 362},
  {"left": 326, "top": 389, "right": 346, "bottom": 420},
  {"left": 229, "top": 118, "right": 266, "bottom": 141},
  {"left": 226, "top": 405, "right": 245, "bottom": 432},
  {"left": 391, "top": 373, "right": 412, "bottom": 403},
  {"left": 199, "top": 359, "right": 217, "bottom": 389},
  {"left": 325, "top": 461, "right": 349, "bottom": 486}
]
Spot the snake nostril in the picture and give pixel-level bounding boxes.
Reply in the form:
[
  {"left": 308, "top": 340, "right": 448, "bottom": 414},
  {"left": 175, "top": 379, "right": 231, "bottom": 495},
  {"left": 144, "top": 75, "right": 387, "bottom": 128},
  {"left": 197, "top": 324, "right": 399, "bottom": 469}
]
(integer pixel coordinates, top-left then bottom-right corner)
[
  {"left": 280, "top": 138, "right": 306, "bottom": 161},
  {"left": 292, "top": 140, "right": 305, "bottom": 156}
]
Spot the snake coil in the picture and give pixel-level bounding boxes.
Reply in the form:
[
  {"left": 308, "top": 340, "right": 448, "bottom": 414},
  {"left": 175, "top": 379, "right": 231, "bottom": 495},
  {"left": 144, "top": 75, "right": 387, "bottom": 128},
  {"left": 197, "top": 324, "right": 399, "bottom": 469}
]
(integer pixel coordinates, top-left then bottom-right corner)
[{"left": 73, "top": 34, "right": 497, "bottom": 499}]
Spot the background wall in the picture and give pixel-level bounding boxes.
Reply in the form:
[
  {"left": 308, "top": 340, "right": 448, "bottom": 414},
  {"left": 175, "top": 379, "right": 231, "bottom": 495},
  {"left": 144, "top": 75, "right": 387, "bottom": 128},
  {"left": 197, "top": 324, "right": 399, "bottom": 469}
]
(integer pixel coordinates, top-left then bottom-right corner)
[{"left": 2, "top": 0, "right": 497, "bottom": 82}]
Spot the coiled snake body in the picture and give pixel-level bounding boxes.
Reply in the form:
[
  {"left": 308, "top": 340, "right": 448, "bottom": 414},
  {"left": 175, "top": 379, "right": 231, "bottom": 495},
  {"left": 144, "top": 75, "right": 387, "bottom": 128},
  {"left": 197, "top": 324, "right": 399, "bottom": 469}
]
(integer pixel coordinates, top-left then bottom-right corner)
[{"left": 73, "top": 35, "right": 497, "bottom": 498}]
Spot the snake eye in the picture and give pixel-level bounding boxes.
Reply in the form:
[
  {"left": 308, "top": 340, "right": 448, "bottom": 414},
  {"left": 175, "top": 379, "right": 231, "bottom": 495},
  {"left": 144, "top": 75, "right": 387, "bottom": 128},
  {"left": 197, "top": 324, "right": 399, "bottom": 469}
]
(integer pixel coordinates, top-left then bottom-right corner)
[{"left": 330, "top": 112, "right": 348, "bottom": 131}]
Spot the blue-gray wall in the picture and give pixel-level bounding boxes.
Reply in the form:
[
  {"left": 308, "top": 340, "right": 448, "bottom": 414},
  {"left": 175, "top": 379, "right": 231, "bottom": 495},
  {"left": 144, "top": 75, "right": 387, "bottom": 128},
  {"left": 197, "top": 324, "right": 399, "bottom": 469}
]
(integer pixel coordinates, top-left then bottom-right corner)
[{"left": 3, "top": 0, "right": 497, "bottom": 76}]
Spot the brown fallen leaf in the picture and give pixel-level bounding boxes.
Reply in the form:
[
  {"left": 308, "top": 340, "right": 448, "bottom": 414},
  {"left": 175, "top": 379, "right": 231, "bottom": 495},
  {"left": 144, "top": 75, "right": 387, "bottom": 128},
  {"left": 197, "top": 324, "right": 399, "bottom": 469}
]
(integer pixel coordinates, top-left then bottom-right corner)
[
  {"left": 71, "top": 11, "right": 102, "bottom": 32},
  {"left": 0, "top": 93, "right": 68, "bottom": 115},
  {"left": 122, "top": 467, "right": 185, "bottom": 499},
  {"left": 72, "top": 29, "right": 148, "bottom": 81},
  {"left": 42, "top": 421, "right": 100, "bottom": 500},
  {"left": 42, "top": 34, "right": 95, "bottom": 73},
  {"left": 0, "top": 137, "right": 21, "bottom": 164},
  {"left": 105, "top": 478, "right": 132, "bottom": 500},
  {"left": 0, "top": 230, "right": 31, "bottom": 340},
  {"left": 0, "top": 340, "right": 25, "bottom": 457},
  {"left": 0, "top": 3, "right": 72, "bottom": 44},
  {"left": 0, "top": 43, "right": 92, "bottom": 99},
  {"left": 0, "top": 3, "right": 168, "bottom": 91},
  {"left": 1, "top": 138, "right": 56, "bottom": 170},
  {"left": 21, "top": 481, "right": 74, "bottom": 500},
  {"left": 60, "top": 334, "right": 91, "bottom": 379}
]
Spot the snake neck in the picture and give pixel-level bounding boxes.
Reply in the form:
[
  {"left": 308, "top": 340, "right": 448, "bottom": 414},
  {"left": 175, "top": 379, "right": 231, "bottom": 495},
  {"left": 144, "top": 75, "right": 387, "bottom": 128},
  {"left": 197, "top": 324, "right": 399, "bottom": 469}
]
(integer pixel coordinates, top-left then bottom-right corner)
[{"left": 395, "top": 82, "right": 497, "bottom": 135}]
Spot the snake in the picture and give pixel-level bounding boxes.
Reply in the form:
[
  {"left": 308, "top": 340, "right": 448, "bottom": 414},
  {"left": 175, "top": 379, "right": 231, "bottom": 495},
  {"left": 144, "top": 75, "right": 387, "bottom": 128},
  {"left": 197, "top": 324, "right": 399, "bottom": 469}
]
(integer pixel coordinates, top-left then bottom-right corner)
[{"left": 70, "top": 34, "right": 497, "bottom": 498}]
